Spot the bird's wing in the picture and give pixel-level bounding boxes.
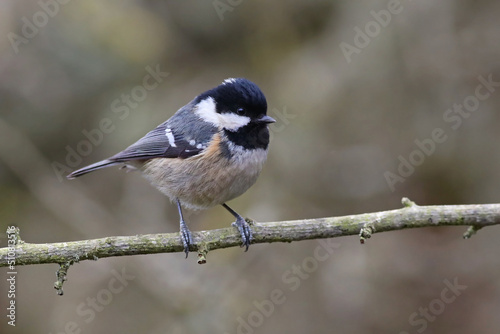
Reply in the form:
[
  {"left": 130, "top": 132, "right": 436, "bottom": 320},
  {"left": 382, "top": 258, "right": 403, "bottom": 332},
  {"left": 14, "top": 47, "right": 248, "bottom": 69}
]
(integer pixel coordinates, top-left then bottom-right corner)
[{"left": 109, "top": 121, "right": 205, "bottom": 162}]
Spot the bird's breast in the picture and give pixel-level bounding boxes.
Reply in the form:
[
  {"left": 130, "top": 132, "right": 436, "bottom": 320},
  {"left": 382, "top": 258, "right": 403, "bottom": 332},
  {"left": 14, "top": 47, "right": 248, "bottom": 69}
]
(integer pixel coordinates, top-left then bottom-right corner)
[{"left": 141, "top": 136, "right": 268, "bottom": 209}]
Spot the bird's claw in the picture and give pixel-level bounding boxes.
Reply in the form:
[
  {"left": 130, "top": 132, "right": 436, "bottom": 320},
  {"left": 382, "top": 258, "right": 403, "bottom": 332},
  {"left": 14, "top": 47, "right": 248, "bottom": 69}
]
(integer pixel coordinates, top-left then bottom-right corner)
[
  {"left": 180, "top": 220, "right": 193, "bottom": 258},
  {"left": 232, "top": 217, "right": 253, "bottom": 251}
]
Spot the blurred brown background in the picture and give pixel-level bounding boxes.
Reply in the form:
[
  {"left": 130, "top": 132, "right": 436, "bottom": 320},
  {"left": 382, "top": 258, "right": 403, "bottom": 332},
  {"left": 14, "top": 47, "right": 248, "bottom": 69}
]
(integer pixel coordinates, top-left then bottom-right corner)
[{"left": 1, "top": 0, "right": 500, "bottom": 333}]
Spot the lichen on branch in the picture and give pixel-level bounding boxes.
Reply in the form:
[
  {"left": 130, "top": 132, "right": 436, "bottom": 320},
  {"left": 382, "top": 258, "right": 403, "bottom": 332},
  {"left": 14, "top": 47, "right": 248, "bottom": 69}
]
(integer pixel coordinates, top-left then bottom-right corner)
[{"left": 2, "top": 199, "right": 500, "bottom": 268}]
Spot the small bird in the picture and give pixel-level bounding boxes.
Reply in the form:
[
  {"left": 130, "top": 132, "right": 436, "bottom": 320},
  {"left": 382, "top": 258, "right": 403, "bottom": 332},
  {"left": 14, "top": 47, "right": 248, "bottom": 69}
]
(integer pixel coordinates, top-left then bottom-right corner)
[{"left": 67, "top": 78, "right": 275, "bottom": 257}]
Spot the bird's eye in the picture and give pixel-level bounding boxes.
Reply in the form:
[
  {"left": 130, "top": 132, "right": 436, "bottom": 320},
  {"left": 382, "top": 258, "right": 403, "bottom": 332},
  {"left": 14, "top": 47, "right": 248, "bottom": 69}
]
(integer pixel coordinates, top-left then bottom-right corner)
[{"left": 236, "top": 107, "right": 246, "bottom": 116}]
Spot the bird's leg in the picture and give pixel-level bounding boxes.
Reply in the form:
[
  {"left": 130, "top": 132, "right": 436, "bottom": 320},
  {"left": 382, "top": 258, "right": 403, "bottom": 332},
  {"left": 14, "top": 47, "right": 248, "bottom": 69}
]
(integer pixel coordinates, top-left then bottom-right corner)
[
  {"left": 222, "top": 203, "right": 253, "bottom": 251},
  {"left": 176, "top": 198, "right": 193, "bottom": 258}
]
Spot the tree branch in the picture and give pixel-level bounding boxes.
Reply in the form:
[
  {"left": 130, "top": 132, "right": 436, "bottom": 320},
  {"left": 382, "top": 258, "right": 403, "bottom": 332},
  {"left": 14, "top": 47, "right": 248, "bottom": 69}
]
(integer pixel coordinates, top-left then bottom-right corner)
[
  {"left": 2, "top": 199, "right": 500, "bottom": 268},
  {"left": 3, "top": 199, "right": 500, "bottom": 294}
]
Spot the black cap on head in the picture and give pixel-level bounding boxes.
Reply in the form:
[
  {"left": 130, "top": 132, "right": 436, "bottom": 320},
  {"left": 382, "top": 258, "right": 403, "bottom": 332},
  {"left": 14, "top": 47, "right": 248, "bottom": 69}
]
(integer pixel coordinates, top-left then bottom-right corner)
[{"left": 198, "top": 78, "right": 268, "bottom": 120}]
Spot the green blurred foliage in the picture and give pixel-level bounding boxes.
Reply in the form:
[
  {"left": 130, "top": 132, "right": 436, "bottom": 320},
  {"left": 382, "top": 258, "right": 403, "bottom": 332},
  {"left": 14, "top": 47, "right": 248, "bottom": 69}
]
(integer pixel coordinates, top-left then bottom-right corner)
[{"left": 1, "top": 0, "right": 500, "bottom": 333}]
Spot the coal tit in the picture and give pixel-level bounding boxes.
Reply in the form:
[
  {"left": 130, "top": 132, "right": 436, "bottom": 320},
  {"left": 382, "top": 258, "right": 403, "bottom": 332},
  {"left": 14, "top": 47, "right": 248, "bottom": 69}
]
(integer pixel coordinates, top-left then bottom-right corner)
[{"left": 67, "top": 78, "right": 275, "bottom": 257}]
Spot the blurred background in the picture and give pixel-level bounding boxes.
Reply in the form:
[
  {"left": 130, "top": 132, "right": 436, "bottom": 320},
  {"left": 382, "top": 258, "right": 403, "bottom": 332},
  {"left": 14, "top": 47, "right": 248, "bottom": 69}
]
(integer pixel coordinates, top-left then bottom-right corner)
[{"left": 1, "top": 0, "right": 500, "bottom": 333}]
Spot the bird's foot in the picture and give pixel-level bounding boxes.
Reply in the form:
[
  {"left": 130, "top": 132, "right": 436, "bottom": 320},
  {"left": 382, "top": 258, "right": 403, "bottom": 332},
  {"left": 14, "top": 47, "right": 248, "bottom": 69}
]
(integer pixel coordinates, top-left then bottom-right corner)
[
  {"left": 232, "top": 217, "right": 253, "bottom": 251},
  {"left": 180, "top": 220, "right": 193, "bottom": 258}
]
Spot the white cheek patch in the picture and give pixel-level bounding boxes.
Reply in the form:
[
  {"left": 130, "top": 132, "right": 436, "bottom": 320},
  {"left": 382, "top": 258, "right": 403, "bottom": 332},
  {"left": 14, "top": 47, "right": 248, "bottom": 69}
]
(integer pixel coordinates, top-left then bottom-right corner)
[
  {"left": 195, "top": 97, "right": 219, "bottom": 125},
  {"left": 195, "top": 96, "right": 250, "bottom": 131},
  {"left": 218, "top": 112, "right": 250, "bottom": 131},
  {"left": 165, "top": 128, "right": 176, "bottom": 147}
]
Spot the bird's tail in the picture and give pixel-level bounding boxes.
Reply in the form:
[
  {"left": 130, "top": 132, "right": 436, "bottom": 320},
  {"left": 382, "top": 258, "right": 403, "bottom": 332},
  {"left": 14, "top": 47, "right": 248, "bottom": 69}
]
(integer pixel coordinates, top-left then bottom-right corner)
[{"left": 67, "top": 159, "right": 122, "bottom": 179}]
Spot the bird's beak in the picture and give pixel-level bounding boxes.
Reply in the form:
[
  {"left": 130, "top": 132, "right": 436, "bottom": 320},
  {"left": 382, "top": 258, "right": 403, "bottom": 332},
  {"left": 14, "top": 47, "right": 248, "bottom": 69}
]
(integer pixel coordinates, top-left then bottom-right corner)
[{"left": 256, "top": 115, "right": 276, "bottom": 124}]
